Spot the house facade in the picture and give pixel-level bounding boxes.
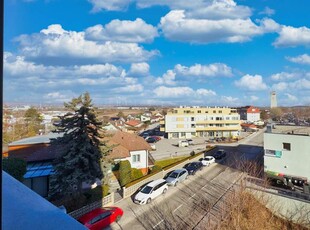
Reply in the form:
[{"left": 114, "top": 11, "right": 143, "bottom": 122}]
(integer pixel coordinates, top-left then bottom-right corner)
[
  {"left": 238, "top": 106, "right": 261, "bottom": 122},
  {"left": 160, "top": 106, "right": 241, "bottom": 139},
  {"left": 264, "top": 125, "right": 310, "bottom": 186},
  {"left": 105, "top": 131, "right": 151, "bottom": 174}
]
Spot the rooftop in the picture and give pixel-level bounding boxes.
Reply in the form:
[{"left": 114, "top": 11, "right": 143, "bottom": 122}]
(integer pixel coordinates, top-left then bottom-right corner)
[
  {"left": 9, "top": 132, "right": 63, "bottom": 146},
  {"left": 267, "top": 124, "right": 310, "bottom": 136}
]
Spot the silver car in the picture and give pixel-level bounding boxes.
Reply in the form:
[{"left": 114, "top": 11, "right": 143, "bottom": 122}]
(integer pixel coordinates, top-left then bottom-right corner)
[{"left": 164, "top": 169, "right": 189, "bottom": 186}]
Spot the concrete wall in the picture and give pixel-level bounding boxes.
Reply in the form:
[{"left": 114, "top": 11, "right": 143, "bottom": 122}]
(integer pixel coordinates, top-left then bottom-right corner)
[{"left": 264, "top": 132, "right": 310, "bottom": 180}]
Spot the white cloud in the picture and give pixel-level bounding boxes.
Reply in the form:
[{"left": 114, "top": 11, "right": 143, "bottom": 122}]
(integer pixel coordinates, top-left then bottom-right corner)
[
  {"left": 289, "top": 79, "right": 310, "bottom": 90},
  {"left": 273, "top": 26, "right": 310, "bottom": 47},
  {"left": 250, "top": 95, "right": 259, "bottom": 101},
  {"left": 271, "top": 72, "right": 299, "bottom": 81},
  {"left": 15, "top": 24, "right": 158, "bottom": 64},
  {"left": 114, "top": 84, "right": 144, "bottom": 93},
  {"left": 286, "top": 54, "right": 310, "bottom": 65},
  {"left": 159, "top": 10, "right": 276, "bottom": 44},
  {"left": 155, "top": 70, "right": 176, "bottom": 85},
  {"left": 174, "top": 63, "right": 233, "bottom": 77},
  {"left": 88, "top": 0, "right": 131, "bottom": 12},
  {"left": 196, "top": 89, "right": 216, "bottom": 96},
  {"left": 85, "top": 18, "right": 158, "bottom": 43},
  {"left": 272, "top": 82, "right": 288, "bottom": 91},
  {"left": 221, "top": 96, "right": 239, "bottom": 103},
  {"left": 235, "top": 74, "right": 268, "bottom": 91},
  {"left": 129, "top": 62, "right": 150, "bottom": 76},
  {"left": 285, "top": 93, "right": 297, "bottom": 101},
  {"left": 4, "top": 52, "right": 125, "bottom": 78},
  {"left": 259, "top": 7, "right": 275, "bottom": 16},
  {"left": 153, "top": 86, "right": 217, "bottom": 99},
  {"left": 43, "top": 91, "right": 77, "bottom": 102},
  {"left": 89, "top": 0, "right": 252, "bottom": 20},
  {"left": 154, "top": 86, "right": 194, "bottom": 98}
]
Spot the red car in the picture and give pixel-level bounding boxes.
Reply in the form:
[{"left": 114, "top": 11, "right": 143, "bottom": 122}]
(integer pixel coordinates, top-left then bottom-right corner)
[
  {"left": 150, "top": 136, "right": 161, "bottom": 141},
  {"left": 78, "top": 207, "right": 123, "bottom": 230}
]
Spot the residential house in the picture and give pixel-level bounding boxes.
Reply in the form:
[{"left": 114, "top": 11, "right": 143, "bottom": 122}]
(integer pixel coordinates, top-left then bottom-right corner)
[
  {"left": 238, "top": 106, "right": 261, "bottom": 122},
  {"left": 125, "top": 120, "right": 143, "bottom": 129},
  {"left": 105, "top": 131, "right": 151, "bottom": 174},
  {"left": 140, "top": 114, "right": 151, "bottom": 122},
  {"left": 7, "top": 133, "right": 63, "bottom": 197}
]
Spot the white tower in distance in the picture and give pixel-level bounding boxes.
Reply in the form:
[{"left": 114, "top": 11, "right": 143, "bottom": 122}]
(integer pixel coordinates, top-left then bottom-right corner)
[{"left": 270, "top": 91, "right": 277, "bottom": 108}]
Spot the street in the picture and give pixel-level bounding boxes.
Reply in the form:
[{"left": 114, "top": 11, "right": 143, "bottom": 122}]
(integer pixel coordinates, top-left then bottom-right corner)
[{"left": 110, "top": 163, "right": 244, "bottom": 230}]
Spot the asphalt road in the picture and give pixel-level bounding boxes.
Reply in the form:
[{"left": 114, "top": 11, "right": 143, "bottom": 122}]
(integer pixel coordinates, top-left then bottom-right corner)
[{"left": 109, "top": 163, "right": 243, "bottom": 230}]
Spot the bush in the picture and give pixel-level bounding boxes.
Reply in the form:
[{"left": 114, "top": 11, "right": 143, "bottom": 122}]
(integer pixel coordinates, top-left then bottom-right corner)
[
  {"left": 2, "top": 157, "right": 27, "bottom": 182},
  {"left": 131, "top": 168, "right": 143, "bottom": 180},
  {"left": 190, "top": 150, "right": 195, "bottom": 156},
  {"left": 119, "top": 160, "right": 132, "bottom": 187},
  {"left": 150, "top": 165, "right": 162, "bottom": 174}
]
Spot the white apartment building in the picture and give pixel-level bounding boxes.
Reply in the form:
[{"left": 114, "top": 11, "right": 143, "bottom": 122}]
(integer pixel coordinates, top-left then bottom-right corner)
[
  {"left": 264, "top": 125, "right": 310, "bottom": 185},
  {"left": 160, "top": 106, "right": 241, "bottom": 139}
]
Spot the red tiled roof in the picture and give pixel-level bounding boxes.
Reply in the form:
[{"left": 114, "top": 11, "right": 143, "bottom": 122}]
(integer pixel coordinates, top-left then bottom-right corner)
[
  {"left": 246, "top": 106, "right": 260, "bottom": 114},
  {"left": 125, "top": 120, "right": 141, "bottom": 127},
  {"left": 105, "top": 131, "right": 151, "bottom": 160}
]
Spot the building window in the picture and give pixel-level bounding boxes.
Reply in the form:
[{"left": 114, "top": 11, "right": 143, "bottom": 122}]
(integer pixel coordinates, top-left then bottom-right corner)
[
  {"left": 219, "top": 110, "right": 222, "bottom": 113},
  {"left": 283, "top": 143, "right": 291, "bottom": 151},
  {"left": 198, "top": 110, "right": 201, "bottom": 113},
  {"left": 205, "top": 111, "right": 208, "bottom": 113},
  {"left": 191, "top": 117, "right": 195, "bottom": 121},
  {"left": 213, "top": 110, "right": 216, "bottom": 113},
  {"left": 181, "top": 132, "right": 186, "bottom": 137},
  {"left": 133, "top": 154, "right": 141, "bottom": 163},
  {"left": 172, "top": 133, "right": 179, "bottom": 138},
  {"left": 191, "top": 124, "right": 196, "bottom": 128}
]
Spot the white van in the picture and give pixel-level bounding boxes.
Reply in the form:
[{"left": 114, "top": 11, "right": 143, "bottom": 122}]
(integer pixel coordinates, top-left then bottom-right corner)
[{"left": 134, "top": 179, "right": 168, "bottom": 204}]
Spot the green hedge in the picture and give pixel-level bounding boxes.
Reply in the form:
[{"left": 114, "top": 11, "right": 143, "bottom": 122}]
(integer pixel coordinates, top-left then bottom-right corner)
[
  {"left": 124, "top": 171, "right": 162, "bottom": 188},
  {"left": 119, "top": 160, "right": 132, "bottom": 187}
]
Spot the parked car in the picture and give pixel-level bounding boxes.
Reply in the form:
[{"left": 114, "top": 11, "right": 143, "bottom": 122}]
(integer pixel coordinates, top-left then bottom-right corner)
[
  {"left": 78, "top": 207, "right": 123, "bottom": 230},
  {"left": 134, "top": 179, "right": 168, "bottom": 204},
  {"left": 178, "top": 140, "right": 189, "bottom": 147},
  {"left": 183, "top": 161, "right": 203, "bottom": 175},
  {"left": 146, "top": 137, "right": 158, "bottom": 143},
  {"left": 199, "top": 156, "right": 215, "bottom": 166},
  {"left": 213, "top": 149, "right": 226, "bottom": 160},
  {"left": 150, "top": 136, "right": 161, "bottom": 141},
  {"left": 186, "top": 139, "right": 194, "bottom": 145},
  {"left": 164, "top": 169, "right": 189, "bottom": 186}
]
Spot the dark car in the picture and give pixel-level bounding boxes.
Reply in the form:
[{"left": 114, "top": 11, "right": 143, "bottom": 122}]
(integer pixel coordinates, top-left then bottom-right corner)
[
  {"left": 146, "top": 137, "right": 157, "bottom": 143},
  {"left": 213, "top": 149, "right": 226, "bottom": 160},
  {"left": 183, "top": 161, "right": 203, "bottom": 175},
  {"left": 78, "top": 207, "right": 123, "bottom": 230}
]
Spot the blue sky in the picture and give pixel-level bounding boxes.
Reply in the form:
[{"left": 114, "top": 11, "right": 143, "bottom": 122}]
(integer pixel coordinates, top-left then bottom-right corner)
[{"left": 4, "top": 0, "right": 310, "bottom": 107}]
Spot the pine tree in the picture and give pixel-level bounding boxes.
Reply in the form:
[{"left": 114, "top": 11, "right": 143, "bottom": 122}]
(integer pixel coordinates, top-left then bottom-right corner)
[{"left": 49, "top": 92, "right": 107, "bottom": 199}]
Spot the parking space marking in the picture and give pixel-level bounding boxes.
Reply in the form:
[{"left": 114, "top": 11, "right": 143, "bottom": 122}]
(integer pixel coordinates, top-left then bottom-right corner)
[
  {"left": 152, "top": 219, "right": 164, "bottom": 229},
  {"left": 173, "top": 204, "right": 183, "bottom": 213},
  {"left": 190, "top": 194, "right": 196, "bottom": 199}
]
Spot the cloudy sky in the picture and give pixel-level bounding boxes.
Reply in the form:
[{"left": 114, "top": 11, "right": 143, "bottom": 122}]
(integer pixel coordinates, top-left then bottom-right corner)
[{"left": 4, "top": 0, "right": 310, "bottom": 107}]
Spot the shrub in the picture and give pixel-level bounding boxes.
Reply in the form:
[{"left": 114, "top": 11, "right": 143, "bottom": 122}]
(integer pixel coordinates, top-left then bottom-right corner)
[
  {"left": 119, "top": 160, "right": 132, "bottom": 187},
  {"left": 190, "top": 150, "right": 195, "bottom": 156},
  {"left": 2, "top": 157, "right": 27, "bottom": 182},
  {"left": 131, "top": 168, "right": 144, "bottom": 180},
  {"left": 150, "top": 165, "right": 163, "bottom": 174}
]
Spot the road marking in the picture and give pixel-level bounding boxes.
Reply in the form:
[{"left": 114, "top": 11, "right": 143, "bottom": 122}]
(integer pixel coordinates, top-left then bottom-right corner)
[
  {"left": 173, "top": 204, "right": 183, "bottom": 213},
  {"left": 190, "top": 194, "right": 196, "bottom": 199},
  {"left": 153, "top": 219, "right": 164, "bottom": 229}
]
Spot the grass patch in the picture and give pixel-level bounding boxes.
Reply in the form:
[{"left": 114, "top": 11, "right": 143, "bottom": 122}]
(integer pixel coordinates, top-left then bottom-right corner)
[{"left": 155, "top": 156, "right": 188, "bottom": 168}]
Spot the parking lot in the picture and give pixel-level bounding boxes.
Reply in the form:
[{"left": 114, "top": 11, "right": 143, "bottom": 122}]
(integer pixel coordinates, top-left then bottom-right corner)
[{"left": 110, "top": 163, "right": 244, "bottom": 230}]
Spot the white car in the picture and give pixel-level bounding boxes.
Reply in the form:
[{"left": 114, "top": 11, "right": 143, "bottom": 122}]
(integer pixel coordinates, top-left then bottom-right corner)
[
  {"left": 134, "top": 179, "right": 168, "bottom": 205},
  {"left": 199, "top": 156, "right": 215, "bottom": 166}
]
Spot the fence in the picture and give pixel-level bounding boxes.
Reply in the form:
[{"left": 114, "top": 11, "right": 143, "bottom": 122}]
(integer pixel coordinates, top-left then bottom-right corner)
[{"left": 69, "top": 192, "right": 114, "bottom": 219}]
